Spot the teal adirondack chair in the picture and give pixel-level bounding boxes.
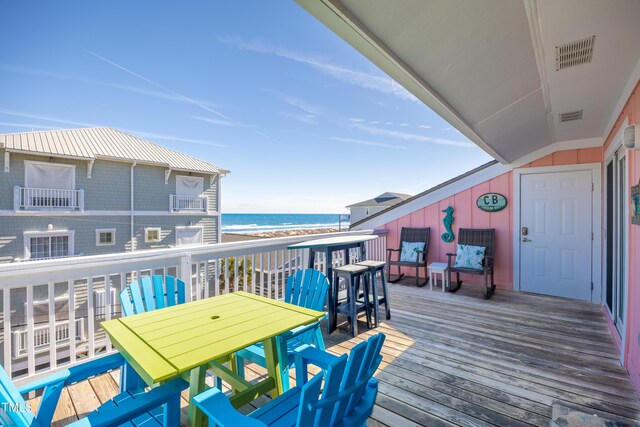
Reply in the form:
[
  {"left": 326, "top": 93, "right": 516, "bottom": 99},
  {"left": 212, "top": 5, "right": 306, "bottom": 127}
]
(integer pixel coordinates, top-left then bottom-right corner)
[
  {"left": 0, "top": 353, "right": 187, "bottom": 426},
  {"left": 235, "top": 269, "right": 329, "bottom": 391},
  {"left": 194, "top": 333, "right": 385, "bottom": 427},
  {"left": 119, "top": 275, "right": 186, "bottom": 316}
]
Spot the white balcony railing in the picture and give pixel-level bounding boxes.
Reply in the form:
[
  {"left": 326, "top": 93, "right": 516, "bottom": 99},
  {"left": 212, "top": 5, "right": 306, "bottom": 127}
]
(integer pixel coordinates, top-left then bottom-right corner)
[
  {"left": 14, "top": 186, "right": 84, "bottom": 212},
  {"left": 170, "top": 194, "right": 207, "bottom": 212},
  {"left": 0, "top": 229, "right": 387, "bottom": 383},
  {"left": 12, "top": 319, "right": 85, "bottom": 358}
]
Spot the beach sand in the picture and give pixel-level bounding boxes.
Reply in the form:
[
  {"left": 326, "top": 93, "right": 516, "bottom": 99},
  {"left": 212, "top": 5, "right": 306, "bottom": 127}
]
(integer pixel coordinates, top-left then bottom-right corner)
[{"left": 221, "top": 228, "right": 340, "bottom": 243}]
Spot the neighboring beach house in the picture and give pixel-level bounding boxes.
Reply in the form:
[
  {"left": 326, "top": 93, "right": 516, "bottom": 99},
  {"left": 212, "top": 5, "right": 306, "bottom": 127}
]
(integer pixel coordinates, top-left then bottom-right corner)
[
  {"left": 0, "top": 127, "right": 229, "bottom": 263},
  {"left": 346, "top": 192, "right": 410, "bottom": 224}
]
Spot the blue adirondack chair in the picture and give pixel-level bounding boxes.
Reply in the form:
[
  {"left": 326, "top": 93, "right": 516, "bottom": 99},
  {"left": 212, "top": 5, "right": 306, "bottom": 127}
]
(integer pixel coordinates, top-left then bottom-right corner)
[
  {"left": 0, "top": 353, "right": 187, "bottom": 426},
  {"left": 194, "top": 333, "right": 385, "bottom": 427},
  {"left": 119, "top": 275, "right": 186, "bottom": 316},
  {"left": 235, "top": 269, "right": 329, "bottom": 391}
]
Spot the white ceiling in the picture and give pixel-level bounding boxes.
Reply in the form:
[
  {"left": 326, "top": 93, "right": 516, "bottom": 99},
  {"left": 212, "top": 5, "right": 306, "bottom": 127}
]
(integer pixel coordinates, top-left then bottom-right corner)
[{"left": 296, "top": 0, "right": 640, "bottom": 163}]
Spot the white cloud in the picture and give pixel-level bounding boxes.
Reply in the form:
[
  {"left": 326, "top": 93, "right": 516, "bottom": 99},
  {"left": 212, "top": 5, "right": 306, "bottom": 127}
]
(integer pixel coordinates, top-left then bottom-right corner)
[
  {"left": 275, "top": 93, "right": 322, "bottom": 115},
  {"left": 0, "top": 63, "right": 220, "bottom": 108},
  {"left": 220, "top": 37, "right": 418, "bottom": 102},
  {"left": 0, "top": 121, "right": 55, "bottom": 130},
  {"left": 0, "top": 110, "right": 101, "bottom": 128},
  {"left": 400, "top": 123, "right": 409, "bottom": 127},
  {"left": 278, "top": 111, "right": 317, "bottom": 124},
  {"left": 190, "top": 116, "right": 241, "bottom": 127},
  {"left": 418, "top": 125, "right": 432, "bottom": 129},
  {"left": 0, "top": 110, "right": 227, "bottom": 148},
  {"left": 350, "top": 123, "right": 474, "bottom": 147},
  {"left": 124, "top": 130, "right": 228, "bottom": 148},
  {"left": 330, "top": 136, "right": 407, "bottom": 150},
  {"left": 349, "top": 118, "right": 366, "bottom": 122}
]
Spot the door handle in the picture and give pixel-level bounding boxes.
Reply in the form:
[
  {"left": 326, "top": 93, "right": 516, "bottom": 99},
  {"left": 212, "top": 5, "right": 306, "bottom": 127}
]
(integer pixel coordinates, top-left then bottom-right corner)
[{"left": 522, "top": 237, "right": 531, "bottom": 242}]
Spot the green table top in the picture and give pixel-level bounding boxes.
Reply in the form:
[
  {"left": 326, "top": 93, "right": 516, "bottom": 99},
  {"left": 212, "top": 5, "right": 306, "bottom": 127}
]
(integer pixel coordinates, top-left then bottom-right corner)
[{"left": 102, "top": 291, "right": 325, "bottom": 385}]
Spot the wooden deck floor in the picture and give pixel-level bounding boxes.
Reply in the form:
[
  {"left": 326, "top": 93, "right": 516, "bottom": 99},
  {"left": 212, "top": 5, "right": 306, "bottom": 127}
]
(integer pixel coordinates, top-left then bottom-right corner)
[{"left": 29, "top": 281, "right": 640, "bottom": 426}]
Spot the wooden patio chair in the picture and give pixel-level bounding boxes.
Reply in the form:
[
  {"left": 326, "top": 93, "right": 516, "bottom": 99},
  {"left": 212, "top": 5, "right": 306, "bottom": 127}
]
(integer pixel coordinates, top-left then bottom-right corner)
[
  {"left": 386, "top": 227, "right": 430, "bottom": 287},
  {"left": 446, "top": 228, "right": 496, "bottom": 299},
  {"left": 235, "top": 269, "right": 329, "bottom": 391},
  {"left": 194, "top": 333, "right": 385, "bottom": 427},
  {"left": 119, "top": 275, "right": 186, "bottom": 316},
  {"left": 0, "top": 353, "right": 187, "bottom": 426}
]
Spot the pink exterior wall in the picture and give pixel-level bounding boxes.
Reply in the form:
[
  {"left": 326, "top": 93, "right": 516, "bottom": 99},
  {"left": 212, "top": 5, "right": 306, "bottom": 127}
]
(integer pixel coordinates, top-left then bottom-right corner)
[
  {"left": 380, "top": 147, "right": 601, "bottom": 288},
  {"left": 603, "top": 79, "right": 640, "bottom": 392},
  {"left": 380, "top": 78, "right": 640, "bottom": 395}
]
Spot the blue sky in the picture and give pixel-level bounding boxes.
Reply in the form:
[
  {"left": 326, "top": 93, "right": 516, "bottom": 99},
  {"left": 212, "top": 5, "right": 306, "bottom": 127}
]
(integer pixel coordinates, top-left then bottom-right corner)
[{"left": 0, "top": 1, "right": 492, "bottom": 213}]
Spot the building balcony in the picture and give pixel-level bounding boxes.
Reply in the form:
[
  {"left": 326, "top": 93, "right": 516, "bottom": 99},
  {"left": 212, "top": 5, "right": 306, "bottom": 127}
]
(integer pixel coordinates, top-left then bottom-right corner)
[
  {"left": 14, "top": 186, "right": 84, "bottom": 212},
  {"left": 170, "top": 194, "right": 208, "bottom": 213},
  {"left": 0, "top": 230, "right": 637, "bottom": 426}
]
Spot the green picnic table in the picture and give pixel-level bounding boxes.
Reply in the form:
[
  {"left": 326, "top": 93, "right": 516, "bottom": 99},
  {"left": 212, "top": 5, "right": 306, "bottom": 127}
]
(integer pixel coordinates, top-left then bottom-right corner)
[{"left": 102, "top": 291, "right": 325, "bottom": 427}]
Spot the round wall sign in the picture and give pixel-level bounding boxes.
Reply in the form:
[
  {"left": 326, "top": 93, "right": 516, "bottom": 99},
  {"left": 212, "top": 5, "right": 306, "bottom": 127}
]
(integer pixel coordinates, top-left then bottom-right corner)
[{"left": 476, "top": 193, "right": 507, "bottom": 212}]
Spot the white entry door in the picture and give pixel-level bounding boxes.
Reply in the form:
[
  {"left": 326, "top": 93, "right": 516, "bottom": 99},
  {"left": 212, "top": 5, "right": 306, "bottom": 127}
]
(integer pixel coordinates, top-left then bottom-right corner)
[{"left": 520, "top": 170, "right": 592, "bottom": 300}]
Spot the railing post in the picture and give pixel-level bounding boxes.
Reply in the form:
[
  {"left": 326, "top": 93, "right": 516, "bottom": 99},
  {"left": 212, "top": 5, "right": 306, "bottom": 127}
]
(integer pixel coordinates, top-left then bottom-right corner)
[
  {"left": 179, "top": 253, "right": 192, "bottom": 301},
  {"left": 204, "top": 196, "right": 209, "bottom": 213},
  {"left": 78, "top": 189, "right": 84, "bottom": 212},
  {"left": 14, "top": 185, "right": 20, "bottom": 211},
  {"left": 169, "top": 194, "right": 174, "bottom": 212}
]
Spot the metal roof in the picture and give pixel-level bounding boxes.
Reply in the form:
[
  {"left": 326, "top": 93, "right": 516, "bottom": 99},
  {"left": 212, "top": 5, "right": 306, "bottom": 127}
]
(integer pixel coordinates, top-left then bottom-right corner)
[
  {"left": 346, "top": 192, "right": 411, "bottom": 208},
  {"left": 0, "top": 127, "right": 229, "bottom": 175}
]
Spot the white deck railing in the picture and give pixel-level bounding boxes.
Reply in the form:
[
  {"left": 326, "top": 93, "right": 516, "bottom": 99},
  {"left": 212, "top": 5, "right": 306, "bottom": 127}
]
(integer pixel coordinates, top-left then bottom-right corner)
[
  {"left": 14, "top": 186, "right": 84, "bottom": 211},
  {"left": 0, "top": 229, "right": 387, "bottom": 383},
  {"left": 170, "top": 194, "right": 207, "bottom": 212}
]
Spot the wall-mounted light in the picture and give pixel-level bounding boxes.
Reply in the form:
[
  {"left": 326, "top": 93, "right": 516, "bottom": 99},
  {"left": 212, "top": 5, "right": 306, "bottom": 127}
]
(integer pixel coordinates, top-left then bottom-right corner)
[
  {"left": 623, "top": 125, "right": 639, "bottom": 150},
  {"left": 47, "top": 224, "right": 53, "bottom": 230}
]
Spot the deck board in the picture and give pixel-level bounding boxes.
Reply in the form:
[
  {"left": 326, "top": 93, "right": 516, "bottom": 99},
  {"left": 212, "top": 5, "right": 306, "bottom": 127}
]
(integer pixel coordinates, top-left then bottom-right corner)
[{"left": 27, "top": 281, "right": 640, "bottom": 426}]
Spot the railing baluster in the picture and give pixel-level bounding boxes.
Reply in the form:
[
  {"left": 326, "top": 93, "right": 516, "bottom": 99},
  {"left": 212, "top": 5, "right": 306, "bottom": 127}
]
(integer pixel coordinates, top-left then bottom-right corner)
[
  {"left": 250, "top": 254, "right": 255, "bottom": 294},
  {"left": 204, "top": 261, "right": 209, "bottom": 298},
  {"left": 243, "top": 255, "right": 248, "bottom": 292},
  {"left": 26, "top": 285, "right": 35, "bottom": 376},
  {"left": 48, "top": 281, "right": 57, "bottom": 369},
  {"left": 234, "top": 256, "right": 239, "bottom": 292},
  {"left": 214, "top": 259, "right": 220, "bottom": 296},
  {"left": 68, "top": 280, "right": 76, "bottom": 364},
  {"left": 87, "top": 277, "right": 95, "bottom": 358},
  {"left": 105, "top": 274, "right": 112, "bottom": 352},
  {"left": 260, "top": 252, "right": 265, "bottom": 298},
  {"left": 267, "top": 251, "right": 272, "bottom": 300},
  {"left": 224, "top": 257, "right": 229, "bottom": 294},
  {"left": 3, "top": 288, "right": 11, "bottom": 375}
]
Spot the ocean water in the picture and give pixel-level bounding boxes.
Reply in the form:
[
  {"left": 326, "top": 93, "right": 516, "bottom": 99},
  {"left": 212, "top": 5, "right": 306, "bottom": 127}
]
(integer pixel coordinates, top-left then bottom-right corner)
[{"left": 221, "top": 213, "right": 342, "bottom": 234}]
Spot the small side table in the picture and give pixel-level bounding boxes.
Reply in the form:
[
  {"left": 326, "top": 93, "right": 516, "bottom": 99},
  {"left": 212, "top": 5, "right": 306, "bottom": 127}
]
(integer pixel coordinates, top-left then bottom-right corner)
[{"left": 428, "top": 262, "right": 448, "bottom": 292}]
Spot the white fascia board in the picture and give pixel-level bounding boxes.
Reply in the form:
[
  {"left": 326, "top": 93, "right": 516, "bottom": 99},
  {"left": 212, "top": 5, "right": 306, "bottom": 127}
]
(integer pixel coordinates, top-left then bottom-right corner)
[
  {"left": 510, "top": 137, "right": 603, "bottom": 168},
  {"left": 352, "top": 162, "right": 512, "bottom": 230},
  {"left": 295, "top": 0, "right": 507, "bottom": 164}
]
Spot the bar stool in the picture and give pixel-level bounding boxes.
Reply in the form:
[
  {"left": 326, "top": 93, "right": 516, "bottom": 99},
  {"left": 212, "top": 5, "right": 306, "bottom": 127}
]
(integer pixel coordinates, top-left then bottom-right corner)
[
  {"left": 356, "top": 260, "right": 391, "bottom": 326},
  {"left": 333, "top": 264, "right": 372, "bottom": 337}
]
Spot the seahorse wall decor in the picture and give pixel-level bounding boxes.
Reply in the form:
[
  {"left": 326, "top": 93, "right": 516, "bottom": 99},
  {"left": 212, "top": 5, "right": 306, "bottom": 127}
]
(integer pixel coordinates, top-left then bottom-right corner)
[{"left": 441, "top": 206, "right": 455, "bottom": 242}]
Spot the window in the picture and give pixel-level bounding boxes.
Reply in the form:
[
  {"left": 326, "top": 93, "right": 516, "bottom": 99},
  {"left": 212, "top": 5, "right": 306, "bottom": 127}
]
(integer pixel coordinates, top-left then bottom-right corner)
[
  {"left": 96, "top": 228, "right": 115, "bottom": 246},
  {"left": 23, "top": 231, "right": 74, "bottom": 260},
  {"left": 175, "top": 226, "right": 203, "bottom": 246},
  {"left": 145, "top": 227, "right": 161, "bottom": 243}
]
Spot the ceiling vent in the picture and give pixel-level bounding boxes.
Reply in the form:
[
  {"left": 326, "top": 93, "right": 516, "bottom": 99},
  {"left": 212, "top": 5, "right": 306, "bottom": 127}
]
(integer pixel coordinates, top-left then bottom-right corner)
[
  {"left": 555, "top": 36, "right": 595, "bottom": 71},
  {"left": 559, "top": 110, "right": 583, "bottom": 123}
]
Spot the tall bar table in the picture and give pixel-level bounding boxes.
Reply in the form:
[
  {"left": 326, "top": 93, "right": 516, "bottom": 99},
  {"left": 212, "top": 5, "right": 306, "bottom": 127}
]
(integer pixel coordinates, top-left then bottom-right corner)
[{"left": 287, "top": 234, "right": 378, "bottom": 333}]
